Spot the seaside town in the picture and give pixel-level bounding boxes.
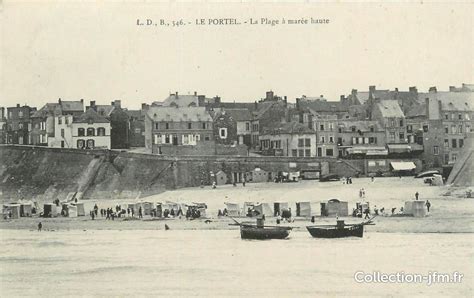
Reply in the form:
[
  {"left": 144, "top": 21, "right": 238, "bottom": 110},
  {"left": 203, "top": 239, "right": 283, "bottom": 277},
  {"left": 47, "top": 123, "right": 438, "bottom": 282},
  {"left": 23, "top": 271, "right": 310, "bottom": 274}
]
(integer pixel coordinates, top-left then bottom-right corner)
[{"left": 0, "top": 83, "right": 472, "bottom": 231}]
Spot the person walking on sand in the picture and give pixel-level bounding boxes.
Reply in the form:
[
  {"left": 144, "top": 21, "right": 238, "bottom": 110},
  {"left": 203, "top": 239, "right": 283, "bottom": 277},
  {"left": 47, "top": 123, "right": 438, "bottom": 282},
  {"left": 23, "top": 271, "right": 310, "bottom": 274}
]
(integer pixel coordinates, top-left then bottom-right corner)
[
  {"left": 38, "top": 222, "right": 42, "bottom": 232},
  {"left": 415, "top": 192, "right": 419, "bottom": 200},
  {"left": 426, "top": 200, "right": 431, "bottom": 212}
]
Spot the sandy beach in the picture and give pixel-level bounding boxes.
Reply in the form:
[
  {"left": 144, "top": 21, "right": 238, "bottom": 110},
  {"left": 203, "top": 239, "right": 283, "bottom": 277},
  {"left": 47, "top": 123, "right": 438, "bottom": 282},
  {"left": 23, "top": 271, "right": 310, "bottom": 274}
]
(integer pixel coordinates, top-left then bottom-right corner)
[{"left": 2, "top": 177, "right": 473, "bottom": 234}]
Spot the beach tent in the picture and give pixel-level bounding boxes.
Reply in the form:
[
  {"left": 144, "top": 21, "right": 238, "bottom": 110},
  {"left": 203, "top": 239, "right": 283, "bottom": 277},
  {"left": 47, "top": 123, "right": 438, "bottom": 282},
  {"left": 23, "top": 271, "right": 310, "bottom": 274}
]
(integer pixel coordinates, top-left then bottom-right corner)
[
  {"left": 155, "top": 203, "right": 163, "bottom": 217},
  {"left": 19, "top": 200, "right": 33, "bottom": 217},
  {"left": 215, "top": 170, "right": 227, "bottom": 185},
  {"left": 404, "top": 201, "right": 426, "bottom": 217},
  {"left": 243, "top": 202, "right": 258, "bottom": 216},
  {"left": 273, "top": 202, "right": 289, "bottom": 216},
  {"left": 251, "top": 168, "right": 268, "bottom": 183},
  {"left": 3, "top": 204, "right": 21, "bottom": 219},
  {"left": 163, "top": 201, "right": 180, "bottom": 215},
  {"left": 224, "top": 202, "right": 240, "bottom": 217},
  {"left": 254, "top": 203, "right": 273, "bottom": 217},
  {"left": 296, "top": 202, "right": 312, "bottom": 217},
  {"left": 72, "top": 202, "right": 85, "bottom": 216},
  {"left": 43, "top": 203, "right": 59, "bottom": 218},
  {"left": 321, "top": 199, "right": 349, "bottom": 217},
  {"left": 68, "top": 205, "right": 78, "bottom": 217}
]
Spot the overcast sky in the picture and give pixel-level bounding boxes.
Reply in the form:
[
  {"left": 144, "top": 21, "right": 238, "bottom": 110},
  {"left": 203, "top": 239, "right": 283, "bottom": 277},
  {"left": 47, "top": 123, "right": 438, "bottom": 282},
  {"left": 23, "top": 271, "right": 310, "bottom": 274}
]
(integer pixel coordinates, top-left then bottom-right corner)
[{"left": 1, "top": 1, "right": 473, "bottom": 110}]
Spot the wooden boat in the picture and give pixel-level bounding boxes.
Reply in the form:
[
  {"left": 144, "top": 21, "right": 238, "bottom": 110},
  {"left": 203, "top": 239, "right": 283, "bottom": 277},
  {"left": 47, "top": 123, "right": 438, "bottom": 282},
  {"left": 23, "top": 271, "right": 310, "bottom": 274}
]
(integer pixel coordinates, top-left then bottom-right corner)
[
  {"left": 306, "top": 218, "right": 375, "bottom": 239},
  {"left": 230, "top": 217, "right": 292, "bottom": 240}
]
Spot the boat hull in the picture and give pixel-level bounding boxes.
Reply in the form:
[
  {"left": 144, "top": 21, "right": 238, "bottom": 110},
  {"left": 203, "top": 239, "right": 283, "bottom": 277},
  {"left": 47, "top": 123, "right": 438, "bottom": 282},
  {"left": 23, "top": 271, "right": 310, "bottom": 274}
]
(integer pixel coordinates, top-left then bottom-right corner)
[
  {"left": 240, "top": 225, "right": 291, "bottom": 240},
  {"left": 306, "top": 224, "right": 364, "bottom": 238}
]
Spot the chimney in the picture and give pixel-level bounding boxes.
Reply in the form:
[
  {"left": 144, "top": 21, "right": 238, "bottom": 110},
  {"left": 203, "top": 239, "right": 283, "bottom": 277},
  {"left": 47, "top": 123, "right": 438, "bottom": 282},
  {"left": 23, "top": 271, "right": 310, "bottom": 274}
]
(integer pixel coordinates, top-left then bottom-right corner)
[
  {"left": 194, "top": 91, "right": 197, "bottom": 96},
  {"left": 114, "top": 100, "right": 121, "bottom": 109},
  {"left": 409, "top": 86, "right": 418, "bottom": 93},
  {"left": 449, "top": 86, "right": 456, "bottom": 92},
  {"left": 429, "top": 86, "right": 437, "bottom": 93},
  {"left": 266, "top": 91, "right": 274, "bottom": 101},
  {"left": 0, "top": 107, "right": 4, "bottom": 119},
  {"left": 214, "top": 96, "right": 221, "bottom": 104},
  {"left": 296, "top": 98, "right": 300, "bottom": 110},
  {"left": 175, "top": 91, "right": 178, "bottom": 97},
  {"left": 90, "top": 101, "right": 96, "bottom": 111},
  {"left": 141, "top": 103, "right": 149, "bottom": 111},
  {"left": 369, "top": 85, "right": 376, "bottom": 93},
  {"left": 80, "top": 99, "right": 84, "bottom": 104},
  {"left": 198, "top": 95, "right": 205, "bottom": 106},
  {"left": 254, "top": 100, "right": 258, "bottom": 110},
  {"left": 16, "top": 104, "right": 20, "bottom": 108},
  {"left": 351, "top": 89, "right": 357, "bottom": 96},
  {"left": 283, "top": 97, "right": 287, "bottom": 107},
  {"left": 395, "top": 88, "right": 399, "bottom": 92},
  {"left": 58, "top": 98, "right": 62, "bottom": 104}
]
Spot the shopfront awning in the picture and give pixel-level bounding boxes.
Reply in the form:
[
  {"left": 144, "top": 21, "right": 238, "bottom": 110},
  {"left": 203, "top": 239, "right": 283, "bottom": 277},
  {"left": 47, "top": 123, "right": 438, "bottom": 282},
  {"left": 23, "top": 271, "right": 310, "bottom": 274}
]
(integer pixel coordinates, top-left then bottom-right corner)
[
  {"left": 387, "top": 144, "right": 412, "bottom": 153},
  {"left": 347, "top": 146, "right": 387, "bottom": 155},
  {"left": 390, "top": 161, "right": 416, "bottom": 171}
]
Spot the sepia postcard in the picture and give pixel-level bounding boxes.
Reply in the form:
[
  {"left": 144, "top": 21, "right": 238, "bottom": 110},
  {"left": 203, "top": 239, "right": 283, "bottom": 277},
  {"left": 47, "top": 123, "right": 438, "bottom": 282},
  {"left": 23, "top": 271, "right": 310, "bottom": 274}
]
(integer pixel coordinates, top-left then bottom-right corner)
[{"left": 0, "top": 1, "right": 473, "bottom": 297}]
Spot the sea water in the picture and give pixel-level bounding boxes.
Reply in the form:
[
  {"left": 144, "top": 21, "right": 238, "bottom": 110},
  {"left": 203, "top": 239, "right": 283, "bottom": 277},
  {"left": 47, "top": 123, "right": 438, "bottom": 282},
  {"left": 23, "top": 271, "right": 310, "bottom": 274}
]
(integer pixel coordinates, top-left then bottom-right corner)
[{"left": 0, "top": 230, "right": 472, "bottom": 297}]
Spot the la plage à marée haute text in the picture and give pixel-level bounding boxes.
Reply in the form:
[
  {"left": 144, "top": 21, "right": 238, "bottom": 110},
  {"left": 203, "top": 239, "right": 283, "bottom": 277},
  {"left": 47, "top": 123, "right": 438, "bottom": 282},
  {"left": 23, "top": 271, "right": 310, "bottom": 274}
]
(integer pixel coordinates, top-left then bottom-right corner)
[{"left": 137, "top": 17, "right": 329, "bottom": 27}]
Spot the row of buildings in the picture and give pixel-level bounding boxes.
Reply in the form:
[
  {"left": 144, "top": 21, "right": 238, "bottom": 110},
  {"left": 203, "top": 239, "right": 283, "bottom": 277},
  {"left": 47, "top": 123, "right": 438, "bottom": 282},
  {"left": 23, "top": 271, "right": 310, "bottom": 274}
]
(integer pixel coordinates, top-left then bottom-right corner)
[
  {"left": 0, "top": 99, "right": 146, "bottom": 150},
  {"left": 1, "top": 84, "right": 472, "bottom": 170}
]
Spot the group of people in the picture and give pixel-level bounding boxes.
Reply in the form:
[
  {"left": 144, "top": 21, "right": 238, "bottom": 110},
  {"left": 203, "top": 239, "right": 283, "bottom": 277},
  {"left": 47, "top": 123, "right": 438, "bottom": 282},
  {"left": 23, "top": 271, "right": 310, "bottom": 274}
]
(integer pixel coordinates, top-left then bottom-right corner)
[{"left": 342, "top": 177, "right": 353, "bottom": 184}]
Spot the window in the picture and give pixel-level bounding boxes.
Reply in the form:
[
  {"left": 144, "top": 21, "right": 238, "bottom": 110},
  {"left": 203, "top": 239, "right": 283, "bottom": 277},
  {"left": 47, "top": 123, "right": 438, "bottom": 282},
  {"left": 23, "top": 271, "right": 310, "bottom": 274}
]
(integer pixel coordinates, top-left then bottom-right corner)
[
  {"left": 444, "top": 154, "right": 450, "bottom": 164},
  {"left": 317, "top": 147, "right": 322, "bottom": 156},
  {"left": 433, "top": 146, "right": 439, "bottom": 155},
  {"left": 390, "top": 119, "right": 395, "bottom": 127},
  {"left": 61, "top": 129, "right": 64, "bottom": 138},
  {"left": 451, "top": 113, "right": 455, "bottom": 120},
  {"left": 444, "top": 139, "right": 449, "bottom": 148},
  {"left": 65, "top": 117, "right": 69, "bottom": 125},
  {"left": 246, "top": 123, "right": 250, "bottom": 131},
  {"left": 326, "top": 149, "right": 334, "bottom": 156},
  {"left": 19, "top": 123, "right": 23, "bottom": 129},
  {"left": 444, "top": 126, "right": 449, "bottom": 134},
  {"left": 87, "top": 128, "right": 95, "bottom": 136},
  {"left": 369, "top": 137, "right": 375, "bottom": 144},
  {"left": 351, "top": 126, "right": 356, "bottom": 132},
  {"left": 61, "top": 141, "right": 65, "bottom": 148},
  {"left": 135, "top": 128, "right": 141, "bottom": 133},
  {"left": 188, "top": 123, "right": 192, "bottom": 129},
  {"left": 155, "top": 123, "right": 159, "bottom": 130},
  {"left": 154, "top": 134, "right": 162, "bottom": 144},
  {"left": 338, "top": 127, "right": 343, "bottom": 133},
  {"left": 406, "top": 125, "right": 413, "bottom": 133},
  {"left": 165, "top": 134, "right": 170, "bottom": 144},
  {"left": 467, "top": 126, "right": 471, "bottom": 133},
  {"left": 399, "top": 119, "right": 403, "bottom": 127},
  {"left": 58, "top": 117, "right": 62, "bottom": 125},
  {"left": 305, "top": 149, "right": 311, "bottom": 157},
  {"left": 219, "top": 128, "right": 227, "bottom": 139},
  {"left": 451, "top": 125, "right": 457, "bottom": 134},
  {"left": 320, "top": 136, "right": 325, "bottom": 143},
  {"left": 466, "top": 113, "right": 471, "bottom": 120},
  {"left": 422, "top": 125, "right": 429, "bottom": 132},
  {"left": 389, "top": 132, "right": 395, "bottom": 142},
  {"left": 298, "top": 139, "right": 305, "bottom": 147},
  {"left": 205, "top": 135, "right": 210, "bottom": 141},
  {"left": 291, "top": 149, "right": 297, "bottom": 157},
  {"left": 444, "top": 114, "right": 449, "bottom": 120},
  {"left": 452, "top": 154, "right": 457, "bottom": 162},
  {"left": 97, "top": 127, "right": 106, "bottom": 136},
  {"left": 86, "top": 139, "right": 95, "bottom": 149},
  {"left": 319, "top": 124, "right": 324, "bottom": 131},
  {"left": 452, "top": 139, "right": 457, "bottom": 148},
  {"left": 370, "top": 126, "right": 375, "bottom": 132},
  {"left": 298, "top": 149, "right": 304, "bottom": 157},
  {"left": 459, "top": 125, "right": 463, "bottom": 133},
  {"left": 337, "top": 137, "right": 343, "bottom": 145},
  {"left": 399, "top": 132, "right": 405, "bottom": 141},
  {"left": 166, "top": 123, "right": 170, "bottom": 129},
  {"left": 329, "top": 136, "right": 334, "bottom": 143},
  {"left": 305, "top": 138, "right": 311, "bottom": 147},
  {"left": 19, "top": 111, "right": 23, "bottom": 118},
  {"left": 458, "top": 114, "right": 462, "bottom": 120},
  {"left": 459, "top": 139, "right": 464, "bottom": 148},
  {"left": 328, "top": 123, "right": 333, "bottom": 131},
  {"left": 77, "top": 139, "right": 85, "bottom": 149},
  {"left": 78, "top": 128, "right": 85, "bottom": 136}
]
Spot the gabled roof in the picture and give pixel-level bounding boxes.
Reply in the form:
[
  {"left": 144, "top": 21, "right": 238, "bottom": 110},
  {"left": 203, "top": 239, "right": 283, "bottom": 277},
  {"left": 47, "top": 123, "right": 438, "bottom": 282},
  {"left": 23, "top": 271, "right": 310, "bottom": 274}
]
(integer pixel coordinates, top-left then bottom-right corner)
[
  {"left": 32, "top": 103, "right": 60, "bottom": 118},
  {"left": 224, "top": 109, "right": 252, "bottom": 121},
  {"left": 262, "top": 121, "right": 313, "bottom": 135},
  {"left": 74, "top": 108, "right": 110, "bottom": 123},
  {"left": 89, "top": 105, "right": 115, "bottom": 117},
  {"left": 158, "top": 94, "right": 199, "bottom": 107},
  {"left": 405, "top": 104, "right": 427, "bottom": 118},
  {"left": 298, "top": 98, "right": 349, "bottom": 113},
  {"left": 146, "top": 106, "right": 212, "bottom": 122},
  {"left": 60, "top": 100, "right": 84, "bottom": 112},
  {"left": 375, "top": 100, "right": 405, "bottom": 118},
  {"left": 419, "top": 92, "right": 473, "bottom": 112}
]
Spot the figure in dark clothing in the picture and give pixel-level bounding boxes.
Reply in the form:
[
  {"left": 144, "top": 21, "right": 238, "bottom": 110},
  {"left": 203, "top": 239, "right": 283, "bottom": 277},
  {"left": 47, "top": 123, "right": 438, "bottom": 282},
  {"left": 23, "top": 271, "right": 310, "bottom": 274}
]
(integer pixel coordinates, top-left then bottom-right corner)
[
  {"left": 170, "top": 208, "right": 175, "bottom": 217},
  {"left": 311, "top": 216, "right": 315, "bottom": 223},
  {"left": 38, "top": 222, "right": 42, "bottom": 231},
  {"left": 426, "top": 200, "right": 431, "bottom": 212},
  {"left": 223, "top": 208, "right": 228, "bottom": 216},
  {"left": 242, "top": 180, "right": 246, "bottom": 187},
  {"left": 415, "top": 192, "right": 419, "bottom": 200},
  {"left": 139, "top": 207, "right": 143, "bottom": 219},
  {"left": 391, "top": 207, "right": 396, "bottom": 215},
  {"left": 364, "top": 208, "right": 370, "bottom": 219}
]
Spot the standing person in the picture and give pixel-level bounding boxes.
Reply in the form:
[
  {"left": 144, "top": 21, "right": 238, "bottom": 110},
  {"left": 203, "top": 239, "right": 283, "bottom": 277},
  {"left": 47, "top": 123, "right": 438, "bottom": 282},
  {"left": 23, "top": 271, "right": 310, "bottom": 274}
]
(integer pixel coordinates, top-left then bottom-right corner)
[
  {"left": 362, "top": 188, "right": 366, "bottom": 198},
  {"left": 138, "top": 206, "right": 143, "bottom": 219},
  {"left": 391, "top": 207, "right": 396, "bottom": 215},
  {"left": 371, "top": 176, "right": 375, "bottom": 182},
  {"left": 38, "top": 222, "right": 42, "bottom": 232},
  {"left": 359, "top": 189, "right": 363, "bottom": 199},
  {"left": 415, "top": 192, "right": 419, "bottom": 200},
  {"left": 426, "top": 200, "right": 431, "bottom": 212}
]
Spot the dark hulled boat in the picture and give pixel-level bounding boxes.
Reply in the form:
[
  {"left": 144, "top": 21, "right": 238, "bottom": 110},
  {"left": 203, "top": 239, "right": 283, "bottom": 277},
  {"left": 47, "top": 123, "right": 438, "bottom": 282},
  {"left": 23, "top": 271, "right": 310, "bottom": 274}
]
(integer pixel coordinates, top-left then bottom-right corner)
[
  {"left": 306, "top": 218, "right": 374, "bottom": 239},
  {"left": 240, "top": 224, "right": 292, "bottom": 240}
]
